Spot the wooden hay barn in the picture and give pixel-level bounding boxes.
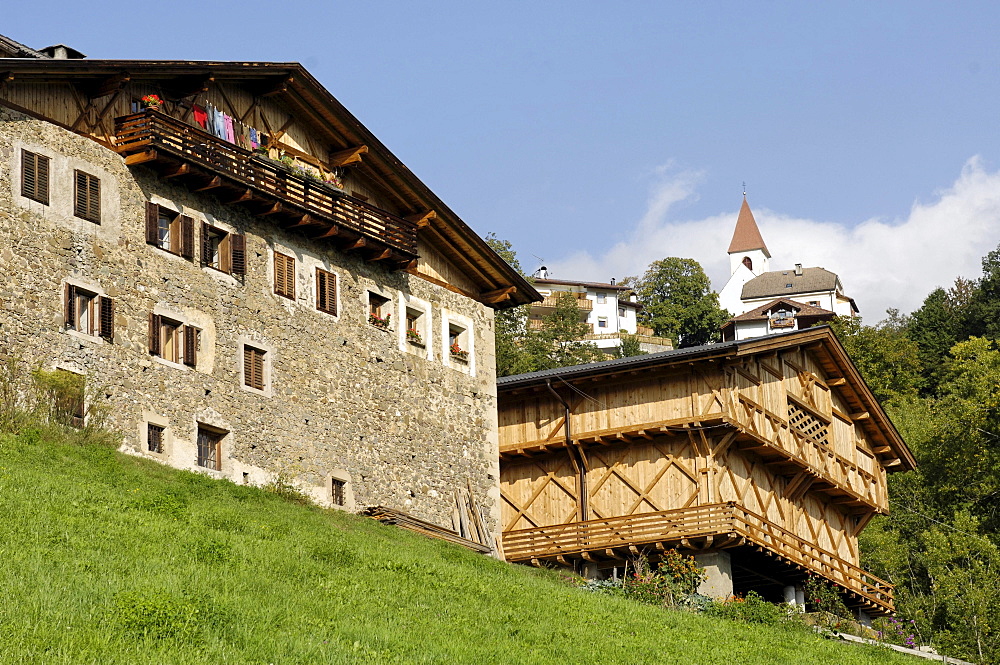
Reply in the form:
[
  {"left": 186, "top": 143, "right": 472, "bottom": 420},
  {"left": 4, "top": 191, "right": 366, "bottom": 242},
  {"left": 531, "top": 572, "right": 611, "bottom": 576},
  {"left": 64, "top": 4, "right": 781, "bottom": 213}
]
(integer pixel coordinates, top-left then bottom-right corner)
[{"left": 497, "top": 326, "right": 915, "bottom": 617}]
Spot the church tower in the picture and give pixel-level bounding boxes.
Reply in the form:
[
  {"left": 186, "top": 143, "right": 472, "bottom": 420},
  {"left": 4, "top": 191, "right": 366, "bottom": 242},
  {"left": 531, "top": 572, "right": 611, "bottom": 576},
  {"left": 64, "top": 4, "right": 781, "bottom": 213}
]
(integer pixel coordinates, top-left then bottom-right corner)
[{"left": 719, "top": 196, "right": 770, "bottom": 316}]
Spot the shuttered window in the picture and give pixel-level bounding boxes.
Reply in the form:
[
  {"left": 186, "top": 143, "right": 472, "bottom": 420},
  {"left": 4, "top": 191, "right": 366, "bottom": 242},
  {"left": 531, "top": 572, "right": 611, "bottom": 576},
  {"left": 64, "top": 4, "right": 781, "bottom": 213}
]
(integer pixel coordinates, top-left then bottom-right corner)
[
  {"left": 64, "top": 284, "right": 114, "bottom": 341},
  {"left": 147, "top": 424, "right": 165, "bottom": 454},
  {"left": 184, "top": 325, "right": 199, "bottom": 367},
  {"left": 21, "top": 150, "right": 49, "bottom": 205},
  {"left": 74, "top": 170, "right": 100, "bottom": 223},
  {"left": 196, "top": 425, "right": 224, "bottom": 471},
  {"left": 230, "top": 233, "right": 246, "bottom": 276},
  {"left": 316, "top": 268, "right": 337, "bottom": 315},
  {"left": 332, "top": 478, "right": 346, "bottom": 506},
  {"left": 148, "top": 312, "right": 199, "bottom": 367},
  {"left": 274, "top": 252, "right": 295, "bottom": 299},
  {"left": 243, "top": 345, "right": 266, "bottom": 391},
  {"left": 145, "top": 203, "right": 194, "bottom": 258}
]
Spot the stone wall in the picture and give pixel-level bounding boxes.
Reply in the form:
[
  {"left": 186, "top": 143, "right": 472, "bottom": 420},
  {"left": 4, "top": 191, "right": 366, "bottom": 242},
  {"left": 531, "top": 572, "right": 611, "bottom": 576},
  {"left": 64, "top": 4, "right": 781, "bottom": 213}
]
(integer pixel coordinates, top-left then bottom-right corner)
[{"left": 0, "top": 106, "right": 501, "bottom": 532}]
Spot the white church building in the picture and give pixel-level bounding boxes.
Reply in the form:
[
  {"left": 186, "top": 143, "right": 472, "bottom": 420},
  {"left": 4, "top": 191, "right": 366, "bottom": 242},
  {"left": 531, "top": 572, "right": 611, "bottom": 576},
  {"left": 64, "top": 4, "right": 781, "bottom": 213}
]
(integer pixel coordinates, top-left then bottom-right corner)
[{"left": 718, "top": 197, "right": 857, "bottom": 341}]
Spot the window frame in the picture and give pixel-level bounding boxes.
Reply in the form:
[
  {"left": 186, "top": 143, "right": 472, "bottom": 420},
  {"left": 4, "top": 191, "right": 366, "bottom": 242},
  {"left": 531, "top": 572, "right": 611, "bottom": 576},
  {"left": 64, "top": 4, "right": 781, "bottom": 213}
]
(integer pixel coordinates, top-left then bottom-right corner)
[
  {"left": 21, "top": 149, "right": 50, "bottom": 205},
  {"left": 367, "top": 291, "right": 391, "bottom": 329},
  {"left": 243, "top": 344, "right": 267, "bottom": 392},
  {"left": 196, "top": 424, "right": 225, "bottom": 471},
  {"left": 405, "top": 307, "right": 425, "bottom": 346},
  {"left": 64, "top": 283, "right": 114, "bottom": 342},
  {"left": 147, "top": 313, "right": 200, "bottom": 367},
  {"left": 73, "top": 169, "right": 101, "bottom": 224},
  {"left": 147, "top": 423, "right": 165, "bottom": 454},
  {"left": 201, "top": 222, "right": 232, "bottom": 273},
  {"left": 145, "top": 202, "right": 195, "bottom": 259}
]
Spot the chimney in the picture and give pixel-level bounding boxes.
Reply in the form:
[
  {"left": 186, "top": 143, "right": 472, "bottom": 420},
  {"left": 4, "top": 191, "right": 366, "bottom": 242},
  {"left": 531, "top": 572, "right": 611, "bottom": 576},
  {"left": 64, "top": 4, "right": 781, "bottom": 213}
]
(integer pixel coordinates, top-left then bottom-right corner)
[
  {"left": 794, "top": 263, "right": 803, "bottom": 276},
  {"left": 39, "top": 44, "right": 86, "bottom": 59},
  {"left": 610, "top": 278, "right": 616, "bottom": 285}
]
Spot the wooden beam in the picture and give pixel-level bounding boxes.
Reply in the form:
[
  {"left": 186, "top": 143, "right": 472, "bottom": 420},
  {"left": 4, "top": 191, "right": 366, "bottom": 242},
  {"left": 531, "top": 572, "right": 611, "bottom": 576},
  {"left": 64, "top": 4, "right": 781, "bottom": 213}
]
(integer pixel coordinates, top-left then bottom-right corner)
[
  {"left": 329, "top": 145, "right": 368, "bottom": 166},
  {"left": 342, "top": 237, "right": 367, "bottom": 251},
  {"left": 124, "top": 150, "right": 157, "bottom": 165},
  {"left": 481, "top": 286, "right": 516, "bottom": 304},
  {"left": 166, "top": 74, "right": 214, "bottom": 99},
  {"left": 222, "top": 189, "right": 254, "bottom": 205},
  {"left": 404, "top": 210, "right": 437, "bottom": 228},
  {"left": 86, "top": 71, "right": 130, "bottom": 99},
  {"left": 827, "top": 377, "right": 847, "bottom": 387},
  {"left": 193, "top": 176, "right": 222, "bottom": 192},
  {"left": 850, "top": 412, "right": 870, "bottom": 421},
  {"left": 261, "top": 75, "right": 294, "bottom": 97},
  {"left": 366, "top": 248, "right": 392, "bottom": 263},
  {"left": 163, "top": 163, "right": 190, "bottom": 179},
  {"left": 0, "top": 72, "right": 13, "bottom": 92},
  {"left": 311, "top": 225, "right": 341, "bottom": 239},
  {"left": 261, "top": 202, "right": 283, "bottom": 216}
]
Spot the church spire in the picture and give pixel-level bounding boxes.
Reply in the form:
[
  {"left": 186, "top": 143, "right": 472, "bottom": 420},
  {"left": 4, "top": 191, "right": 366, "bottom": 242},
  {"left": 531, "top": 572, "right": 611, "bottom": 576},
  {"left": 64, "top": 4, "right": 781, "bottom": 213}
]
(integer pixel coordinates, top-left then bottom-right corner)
[{"left": 727, "top": 196, "right": 770, "bottom": 258}]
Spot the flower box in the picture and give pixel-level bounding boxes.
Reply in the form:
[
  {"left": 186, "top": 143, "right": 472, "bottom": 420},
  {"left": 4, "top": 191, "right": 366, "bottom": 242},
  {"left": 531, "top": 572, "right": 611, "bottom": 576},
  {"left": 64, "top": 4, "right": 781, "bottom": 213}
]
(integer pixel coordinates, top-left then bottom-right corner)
[{"left": 369, "top": 313, "right": 391, "bottom": 331}]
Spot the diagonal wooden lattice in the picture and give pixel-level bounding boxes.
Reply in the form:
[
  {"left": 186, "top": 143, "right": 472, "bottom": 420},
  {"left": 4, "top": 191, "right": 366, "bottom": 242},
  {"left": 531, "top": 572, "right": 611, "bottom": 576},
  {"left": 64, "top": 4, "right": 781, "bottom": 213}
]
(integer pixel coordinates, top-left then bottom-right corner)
[
  {"left": 787, "top": 402, "right": 829, "bottom": 445},
  {"left": 587, "top": 439, "right": 700, "bottom": 519},
  {"left": 501, "top": 456, "right": 579, "bottom": 531}
]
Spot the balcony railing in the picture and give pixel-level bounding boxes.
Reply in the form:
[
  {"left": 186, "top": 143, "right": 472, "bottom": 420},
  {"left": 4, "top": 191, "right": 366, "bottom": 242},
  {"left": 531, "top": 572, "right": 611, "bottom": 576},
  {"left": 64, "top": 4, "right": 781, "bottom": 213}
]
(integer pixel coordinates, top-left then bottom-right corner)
[
  {"left": 113, "top": 110, "right": 418, "bottom": 259},
  {"left": 502, "top": 502, "right": 894, "bottom": 613},
  {"left": 582, "top": 332, "right": 673, "bottom": 348},
  {"left": 533, "top": 294, "right": 594, "bottom": 310}
]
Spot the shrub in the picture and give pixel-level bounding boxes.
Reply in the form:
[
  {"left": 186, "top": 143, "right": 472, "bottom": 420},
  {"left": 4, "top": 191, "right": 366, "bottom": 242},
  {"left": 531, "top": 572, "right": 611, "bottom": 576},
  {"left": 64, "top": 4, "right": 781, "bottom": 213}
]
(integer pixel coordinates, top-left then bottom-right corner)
[
  {"left": 619, "top": 551, "right": 707, "bottom": 607},
  {"left": 111, "top": 589, "right": 226, "bottom": 641},
  {"left": 705, "top": 591, "right": 786, "bottom": 625},
  {"left": 802, "top": 573, "right": 853, "bottom": 619}
]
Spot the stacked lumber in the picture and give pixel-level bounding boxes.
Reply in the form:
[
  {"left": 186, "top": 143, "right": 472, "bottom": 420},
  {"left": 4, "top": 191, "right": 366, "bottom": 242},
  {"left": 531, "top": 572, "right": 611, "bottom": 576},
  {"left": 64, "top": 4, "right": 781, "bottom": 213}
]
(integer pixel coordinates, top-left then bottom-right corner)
[
  {"left": 451, "top": 480, "right": 504, "bottom": 560},
  {"left": 362, "top": 504, "right": 493, "bottom": 555}
]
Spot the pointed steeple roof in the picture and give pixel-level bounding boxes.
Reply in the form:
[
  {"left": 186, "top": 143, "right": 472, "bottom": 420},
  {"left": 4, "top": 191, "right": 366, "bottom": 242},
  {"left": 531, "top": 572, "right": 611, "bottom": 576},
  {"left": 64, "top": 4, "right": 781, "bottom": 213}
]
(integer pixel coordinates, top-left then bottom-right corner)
[{"left": 727, "top": 196, "right": 770, "bottom": 257}]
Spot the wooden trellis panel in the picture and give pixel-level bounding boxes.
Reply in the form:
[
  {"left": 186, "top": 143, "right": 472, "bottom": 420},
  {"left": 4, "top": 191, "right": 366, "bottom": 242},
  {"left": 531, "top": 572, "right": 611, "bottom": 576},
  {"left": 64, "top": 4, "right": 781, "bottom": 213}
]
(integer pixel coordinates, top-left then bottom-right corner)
[{"left": 500, "top": 453, "right": 579, "bottom": 531}]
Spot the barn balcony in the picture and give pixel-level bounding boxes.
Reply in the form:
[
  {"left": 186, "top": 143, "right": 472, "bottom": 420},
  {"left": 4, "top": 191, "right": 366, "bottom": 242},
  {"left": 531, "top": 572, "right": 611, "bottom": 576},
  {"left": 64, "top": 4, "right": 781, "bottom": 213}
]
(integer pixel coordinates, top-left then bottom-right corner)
[
  {"left": 113, "top": 110, "right": 418, "bottom": 267},
  {"left": 502, "top": 502, "right": 894, "bottom": 615}
]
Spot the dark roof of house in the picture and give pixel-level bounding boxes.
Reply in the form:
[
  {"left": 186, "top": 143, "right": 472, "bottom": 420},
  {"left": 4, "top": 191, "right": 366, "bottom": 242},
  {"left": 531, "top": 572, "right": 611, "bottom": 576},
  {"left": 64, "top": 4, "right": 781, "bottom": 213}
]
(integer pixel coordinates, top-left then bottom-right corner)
[
  {"left": 742, "top": 267, "right": 841, "bottom": 299},
  {"left": 534, "top": 278, "right": 632, "bottom": 291},
  {"left": 729, "top": 298, "right": 835, "bottom": 323},
  {"left": 727, "top": 196, "right": 770, "bottom": 257},
  {"left": 0, "top": 34, "right": 49, "bottom": 59}
]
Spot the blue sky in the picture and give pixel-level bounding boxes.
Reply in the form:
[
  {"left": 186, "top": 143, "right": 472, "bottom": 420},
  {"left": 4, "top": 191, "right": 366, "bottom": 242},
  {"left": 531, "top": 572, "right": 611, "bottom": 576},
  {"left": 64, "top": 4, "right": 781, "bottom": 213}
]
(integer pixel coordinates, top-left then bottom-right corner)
[{"left": 8, "top": 2, "right": 1000, "bottom": 319}]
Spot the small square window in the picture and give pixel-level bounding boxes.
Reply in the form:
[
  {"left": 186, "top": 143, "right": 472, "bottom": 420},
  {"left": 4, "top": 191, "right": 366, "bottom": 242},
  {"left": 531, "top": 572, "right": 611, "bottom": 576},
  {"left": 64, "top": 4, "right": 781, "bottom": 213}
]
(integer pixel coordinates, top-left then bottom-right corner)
[
  {"left": 316, "top": 268, "right": 338, "bottom": 315},
  {"left": 405, "top": 308, "right": 424, "bottom": 346},
  {"left": 64, "top": 285, "right": 114, "bottom": 341},
  {"left": 368, "top": 292, "right": 391, "bottom": 329},
  {"left": 74, "top": 170, "right": 101, "bottom": 223},
  {"left": 448, "top": 324, "right": 469, "bottom": 362},
  {"left": 202, "top": 224, "right": 231, "bottom": 272},
  {"left": 147, "top": 423, "right": 165, "bottom": 454},
  {"left": 618, "top": 306, "right": 626, "bottom": 317},
  {"left": 332, "top": 478, "right": 347, "bottom": 506},
  {"left": 274, "top": 252, "right": 296, "bottom": 299},
  {"left": 21, "top": 149, "right": 49, "bottom": 205},
  {"left": 598, "top": 317, "right": 608, "bottom": 328},
  {"left": 148, "top": 314, "right": 199, "bottom": 367},
  {"left": 596, "top": 292, "right": 607, "bottom": 304},
  {"left": 196, "top": 425, "right": 224, "bottom": 471},
  {"left": 243, "top": 344, "right": 267, "bottom": 391},
  {"left": 145, "top": 203, "right": 194, "bottom": 259}
]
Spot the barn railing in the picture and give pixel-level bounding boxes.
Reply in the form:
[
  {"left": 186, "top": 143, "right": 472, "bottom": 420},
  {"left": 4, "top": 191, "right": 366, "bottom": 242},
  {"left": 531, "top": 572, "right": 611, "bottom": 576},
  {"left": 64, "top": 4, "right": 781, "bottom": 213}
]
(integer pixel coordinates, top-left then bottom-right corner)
[
  {"left": 502, "top": 501, "right": 893, "bottom": 612},
  {"left": 113, "top": 110, "right": 418, "bottom": 257}
]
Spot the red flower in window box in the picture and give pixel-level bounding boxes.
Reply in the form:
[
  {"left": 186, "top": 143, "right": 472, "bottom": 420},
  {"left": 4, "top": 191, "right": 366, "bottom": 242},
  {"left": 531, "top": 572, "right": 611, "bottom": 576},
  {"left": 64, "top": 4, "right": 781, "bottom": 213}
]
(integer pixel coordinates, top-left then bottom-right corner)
[
  {"left": 450, "top": 341, "right": 468, "bottom": 361},
  {"left": 141, "top": 94, "right": 163, "bottom": 109}
]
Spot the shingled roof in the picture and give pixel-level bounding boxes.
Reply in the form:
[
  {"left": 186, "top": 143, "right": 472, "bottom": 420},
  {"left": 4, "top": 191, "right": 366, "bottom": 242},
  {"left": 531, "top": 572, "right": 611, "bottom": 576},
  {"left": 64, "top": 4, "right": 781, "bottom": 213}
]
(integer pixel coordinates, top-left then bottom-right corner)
[
  {"left": 742, "top": 267, "right": 840, "bottom": 299},
  {"left": 0, "top": 34, "right": 49, "bottom": 59},
  {"left": 728, "top": 297, "right": 835, "bottom": 322},
  {"left": 727, "top": 196, "right": 770, "bottom": 257}
]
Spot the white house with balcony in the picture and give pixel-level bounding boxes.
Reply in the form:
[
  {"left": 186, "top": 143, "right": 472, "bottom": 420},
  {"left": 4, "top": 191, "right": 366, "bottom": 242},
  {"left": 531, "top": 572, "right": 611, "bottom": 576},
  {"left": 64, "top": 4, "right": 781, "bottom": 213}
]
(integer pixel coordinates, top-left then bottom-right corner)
[{"left": 528, "top": 273, "right": 672, "bottom": 354}]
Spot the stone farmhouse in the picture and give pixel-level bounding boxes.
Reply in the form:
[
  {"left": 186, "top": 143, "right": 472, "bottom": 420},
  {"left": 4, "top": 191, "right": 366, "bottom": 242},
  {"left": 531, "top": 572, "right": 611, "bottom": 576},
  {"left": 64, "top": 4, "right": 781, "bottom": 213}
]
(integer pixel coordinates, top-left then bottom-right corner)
[
  {"left": 497, "top": 326, "right": 914, "bottom": 618},
  {"left": 0, "top": 36, "right": 539, "bottom": 532}
]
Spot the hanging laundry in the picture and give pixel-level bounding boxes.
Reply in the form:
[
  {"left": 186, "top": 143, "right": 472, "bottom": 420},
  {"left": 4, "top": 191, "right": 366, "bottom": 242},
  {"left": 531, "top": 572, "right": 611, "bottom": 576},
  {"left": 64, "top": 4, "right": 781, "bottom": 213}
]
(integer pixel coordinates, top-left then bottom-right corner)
[
  {"left": 224, "top": 114, "right": 235, "bottom": 143},
  {"left": 250, "top": 127, "right": 258, "bottom": 149},
  {"left": 192, "top": 104, "right": 208, "bottom": 129}
]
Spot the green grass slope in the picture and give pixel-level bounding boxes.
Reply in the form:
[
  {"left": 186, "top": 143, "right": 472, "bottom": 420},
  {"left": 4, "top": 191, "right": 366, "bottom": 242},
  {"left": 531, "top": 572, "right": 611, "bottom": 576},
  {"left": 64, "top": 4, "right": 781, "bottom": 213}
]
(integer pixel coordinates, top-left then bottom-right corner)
[{"left": 0, "top": 428, "right": 917, "bottom": 665}]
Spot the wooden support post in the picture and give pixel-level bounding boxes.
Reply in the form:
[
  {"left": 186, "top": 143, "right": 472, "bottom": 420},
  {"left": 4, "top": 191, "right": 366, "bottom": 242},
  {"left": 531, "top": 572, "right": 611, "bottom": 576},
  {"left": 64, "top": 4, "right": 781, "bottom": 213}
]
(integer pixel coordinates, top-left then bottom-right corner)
[
  {"left": 194, "top": 177, "right": 222, "bottom": 192},
  {"left": 124, "top": 150, "right": 157, "bottom": 165}
]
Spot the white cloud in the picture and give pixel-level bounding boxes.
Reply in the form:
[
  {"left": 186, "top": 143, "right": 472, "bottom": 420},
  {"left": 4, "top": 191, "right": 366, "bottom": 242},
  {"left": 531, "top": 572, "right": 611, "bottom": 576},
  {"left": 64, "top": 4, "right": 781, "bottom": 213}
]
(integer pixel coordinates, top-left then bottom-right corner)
[{"left": 547, "top": 157, "right": 1000, "bottom": 322}]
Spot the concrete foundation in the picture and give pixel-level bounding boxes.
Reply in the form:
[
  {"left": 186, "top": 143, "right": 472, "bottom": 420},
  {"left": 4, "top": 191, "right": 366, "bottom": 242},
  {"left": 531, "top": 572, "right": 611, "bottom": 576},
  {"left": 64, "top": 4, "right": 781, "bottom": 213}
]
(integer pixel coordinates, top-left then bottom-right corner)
[{"left": 694, "top": 551, "right": 733, "bottom": 599}]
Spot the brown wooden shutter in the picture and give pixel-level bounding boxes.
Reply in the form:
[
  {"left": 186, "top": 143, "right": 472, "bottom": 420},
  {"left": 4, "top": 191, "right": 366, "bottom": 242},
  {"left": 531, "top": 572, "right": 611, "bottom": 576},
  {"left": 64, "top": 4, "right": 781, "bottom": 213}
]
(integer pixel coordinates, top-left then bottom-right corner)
[
  {"left": 183, "top": 325, "right": 198, "bottom": 367},
  {"left": 201, "top": 221, "right": 213, "bottom": 266},
  {"left": 274, "top": 253, "right": 294, "bottom": 299},
  {"left": 148, "top": 313, "right": 161, "bottom": 355},
  {"left": 21, "top": 150, "right": 49, "bottom": 205},
  {"left": 316, "top": 268, "right": 325, "bottom": 310},
  {"left": 230, "top": 234, "right": 246, "bottom": 276},
  {"left": 146, "top": 202, "right": 159, "bottom": 245},
  {"left": 180, "top": 216, "right": 195, "bottom": 259},
  {"left": 316, "top": 269, "right": 337, "bottom": 314},
  {"left": 98, "top": 296, "right": 114, "bottom": 342},
  {"left": 253, "top": 350, "right": 265, "bottom": 390},
  {"left": 74, "top": 171, "right": 100, "bottom": 223},
  {"left": 65, "top": 283, "right": 76, "bottom": 329}
]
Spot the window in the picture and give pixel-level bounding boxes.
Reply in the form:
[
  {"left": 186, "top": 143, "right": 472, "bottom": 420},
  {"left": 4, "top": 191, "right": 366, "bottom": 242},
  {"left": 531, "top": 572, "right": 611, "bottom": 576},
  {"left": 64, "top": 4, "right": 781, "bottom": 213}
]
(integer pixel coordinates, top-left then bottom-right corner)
[
  {"left": 64, "top": 284, "right": 114, "bottom": 341},
  {"left": 368, "top": 292, "right": 390, "bottom": 329},
  {"left": 316, "top": 268, "right": 338, "bottom": 315},
  {"left": 596, "top": 292, "right": 607, "bottom": 304},
  {"left": 21, "top": 149, "right": 49, "bottom": 205},
  {"left": 618, "top": 306, "right": 626, "bottom": 318},
  {"left": 332, "top": 478, "right": 347, "bottom": 506},
  {"left": 274, "top": 252, "right": 295, "bottom": 299},
  {"left": 598, "top": 317, "right": 608, "bottom": 328},
  {"left": 405, "top": 307, "right": 424, "bottom": 345},
  {"left": 196, "top": 425, "right": 224, "bottom": 470},
  {"left": 145, "top": 203, "right": 194, "bottom": 259},
  {"left": 202, "top": 224, "right": 230, "bottom": 272},
  {"left": 243, "top": 345, "right": 266, "bottom": 391},
  {"left": 148, "top": 314, "right": 199, "bottom": 367},
  {"left": 74, "top": 170, "right": 101, "bottom": 223},
  {"left": 742, "top": 256, "right": 753, "bottom": 270},
  {"left": 808, "top": 301, "right": 820, "bottom": 307},
  {"left": 448, "top": 324, "right": 469, "bottom": 362},
  {"left": 147, "top": 424, "right": 165, "bottom": 454}
]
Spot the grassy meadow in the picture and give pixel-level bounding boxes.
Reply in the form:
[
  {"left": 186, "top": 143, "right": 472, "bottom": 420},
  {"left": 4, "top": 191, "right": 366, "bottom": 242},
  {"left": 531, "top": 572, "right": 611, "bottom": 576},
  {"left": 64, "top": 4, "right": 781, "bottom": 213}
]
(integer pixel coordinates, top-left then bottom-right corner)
[{"left": 0, "top": 424, "right": 921, "bottom": 664}]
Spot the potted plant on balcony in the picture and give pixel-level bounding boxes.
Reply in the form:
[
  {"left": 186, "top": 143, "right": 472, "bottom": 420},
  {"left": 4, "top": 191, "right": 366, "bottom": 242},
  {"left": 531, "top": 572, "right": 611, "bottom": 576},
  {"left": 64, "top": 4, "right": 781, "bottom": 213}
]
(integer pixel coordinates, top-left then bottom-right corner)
[
  {"left": 450, "top": 341, "right": 469, "bottom": 361},
  {"left": 368, "top": 312, "right": 391, "bottom": 330},
  {"left": 406, "top": 328, "right": 423, "bottom": 345},
  {"left": 140, "top": 94, "right": 163, "bottom": 111}
]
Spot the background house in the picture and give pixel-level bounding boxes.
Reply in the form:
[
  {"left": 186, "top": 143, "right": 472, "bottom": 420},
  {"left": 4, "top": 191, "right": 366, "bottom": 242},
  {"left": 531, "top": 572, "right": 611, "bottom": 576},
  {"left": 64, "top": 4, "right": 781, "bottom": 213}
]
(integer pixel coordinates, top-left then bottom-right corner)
[{"left": 0, "top": 36, "right": 538, "bottom": 533}]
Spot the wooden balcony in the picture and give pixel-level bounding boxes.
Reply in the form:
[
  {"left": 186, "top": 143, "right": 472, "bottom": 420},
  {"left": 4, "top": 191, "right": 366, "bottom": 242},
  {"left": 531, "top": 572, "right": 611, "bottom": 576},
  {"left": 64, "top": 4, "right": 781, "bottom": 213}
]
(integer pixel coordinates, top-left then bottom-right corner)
[
  {"left": 582, "top": 331, "right": 673, "bottom": 348},
  {"left": 113, "top": 110, "right": 418, "bottom": 266},
  {"left": 533, "top": 294, "right": 594, "bottom": 311},
  {"left": 503, "top": 502, "right": 894, "bottom": 615}
]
